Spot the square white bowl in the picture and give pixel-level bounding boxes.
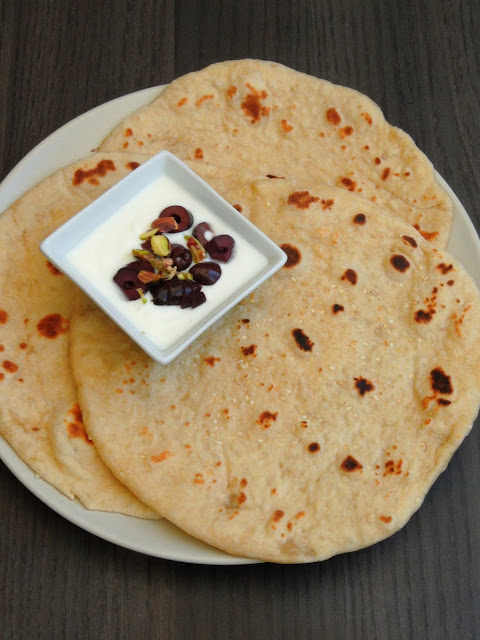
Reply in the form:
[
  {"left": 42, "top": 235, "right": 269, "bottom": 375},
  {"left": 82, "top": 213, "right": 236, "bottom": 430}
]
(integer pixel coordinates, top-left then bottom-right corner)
[{"left": 41, "top": 151, "right": 286, "bottom": 364}]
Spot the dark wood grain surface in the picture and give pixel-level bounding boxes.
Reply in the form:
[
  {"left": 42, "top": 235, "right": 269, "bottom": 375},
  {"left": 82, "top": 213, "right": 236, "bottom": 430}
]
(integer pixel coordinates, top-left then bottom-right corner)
[{"left": 1, "top": 1, "right": 479, "bottom": 638}]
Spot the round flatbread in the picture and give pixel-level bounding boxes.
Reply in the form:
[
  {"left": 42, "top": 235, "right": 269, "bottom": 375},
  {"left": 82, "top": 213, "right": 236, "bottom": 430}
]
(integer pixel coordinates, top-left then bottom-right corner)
[
  {"left": 0, "top": 153, "right": 158, "bottom": 517},
  {"left": 100, "top": 59, "right": 452, "bottom": 247},
  {"left": 70, "top": 182, "right": 480, "bottom": 562}
]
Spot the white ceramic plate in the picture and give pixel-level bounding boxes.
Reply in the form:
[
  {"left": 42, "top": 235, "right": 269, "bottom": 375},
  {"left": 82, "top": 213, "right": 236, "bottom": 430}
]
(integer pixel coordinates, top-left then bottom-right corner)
[{"left": 1, "top": 86, "right": 479, "bottom": 565}]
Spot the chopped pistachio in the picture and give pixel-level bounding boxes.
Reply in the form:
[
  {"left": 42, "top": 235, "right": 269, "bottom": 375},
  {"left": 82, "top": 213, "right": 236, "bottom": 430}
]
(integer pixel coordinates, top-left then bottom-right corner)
[
  {"left": 138, "top": 270, "right": 164, "bottom": 284},
  {"left": 165, "top": 267, "right": 178, "bottom": 280},
  {"left": 152, "top": 216, "right": 178, "bottom": 232},
  {"left": 139, "top": 228, "right": 158, "bottom": 240},
  {"left": 148, "top": 257, "right": 177, "bottom": 280},
  {"left": 151, "top": 234, "right": 171, "bottom": 257},
  {"left": 178, "top": 272, "right": 194, "bottom": 281},
  {"left": 132, "top": 249, "right": 155, "bottom": 261},
  {"left": 136, "top": 288, "right": 148, "bottom": 304},
  {"left": 185, "top": 235, "right": 207, "bottom": 263}
]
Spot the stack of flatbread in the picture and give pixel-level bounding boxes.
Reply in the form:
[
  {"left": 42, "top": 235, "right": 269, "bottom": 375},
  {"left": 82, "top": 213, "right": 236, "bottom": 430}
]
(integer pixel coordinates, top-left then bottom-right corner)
[{"left": 1, "top": 60, "right": 479, "bottom": 563}]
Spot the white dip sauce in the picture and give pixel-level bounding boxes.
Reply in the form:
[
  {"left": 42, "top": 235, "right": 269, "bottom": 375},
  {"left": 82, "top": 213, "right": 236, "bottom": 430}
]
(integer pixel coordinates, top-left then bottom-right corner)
[{"left": 69, "top": 175, "right": 268, "bottom": 350}]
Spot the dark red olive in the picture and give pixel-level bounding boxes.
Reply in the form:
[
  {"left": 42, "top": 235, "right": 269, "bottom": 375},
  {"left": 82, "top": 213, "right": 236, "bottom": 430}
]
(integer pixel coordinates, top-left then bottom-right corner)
[
  {"left": 151, "top": 285, "right": 169, "bottom": 305},
  {"left": 170, "top": 244, "right": 192, "bottom": 271},
  {"left": 151, "top": 278, "right": 204, "bottom": 308},
  {"left": 190, "top": 290, "right": 206, "bottom": 308},
  {"left": 113, "top": 268, "right": 147, "bottom": 301},
  {"left": 159, "top": 205, "right": 193, "bottom": 232},
  {"left": 207, "top": 235, "right": 235, "bottom": 262},
  {"left": 125, "top": 260, "right": 154, "bottom": 272},
  {"left": 190, "top": 261, "right": 222, "bottom": 285},
  {"left": 166, "top": 280, "right": 185, "bottom": 305},
  {"left": 193, "top": 222, "right": 213, "bottom": 247}
]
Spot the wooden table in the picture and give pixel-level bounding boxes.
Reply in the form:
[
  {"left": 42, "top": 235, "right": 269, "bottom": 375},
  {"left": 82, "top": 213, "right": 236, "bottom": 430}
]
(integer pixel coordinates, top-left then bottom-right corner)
[{"left": 1, "top": 2, "right": 479, "bottom": 638}]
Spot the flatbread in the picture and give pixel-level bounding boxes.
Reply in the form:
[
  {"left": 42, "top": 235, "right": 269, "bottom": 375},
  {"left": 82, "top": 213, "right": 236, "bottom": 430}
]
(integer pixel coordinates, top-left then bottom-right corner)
[
  {"left": 100, "top": 59, "right": 452, "bottom": 247},
  {"left": 0, "top": 153, "right": 158, "bottom": 517},
  {"left": 70, "top": 181, "right": 480, "bottom": 562}
]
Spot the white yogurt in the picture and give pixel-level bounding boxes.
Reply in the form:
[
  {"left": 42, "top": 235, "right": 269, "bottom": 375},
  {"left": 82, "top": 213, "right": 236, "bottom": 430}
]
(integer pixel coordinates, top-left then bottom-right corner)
[{"left": 69, "top": 175, "right": 268, "bottom": 350}]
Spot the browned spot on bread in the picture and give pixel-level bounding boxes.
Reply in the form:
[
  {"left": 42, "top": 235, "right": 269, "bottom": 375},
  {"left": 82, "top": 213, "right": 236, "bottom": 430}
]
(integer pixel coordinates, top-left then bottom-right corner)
[
  {"left": 414, "top": 287, "right": 438, "bottom": 324},
  {"left": 227, "top": 85, "right": 237, "bottom": 99},
  {"left": 415, "top": 309, "right": 434, "bottom": 324},
  {"left": 413, "top": 224, "right": 439, "bottom": 243},
  {"left": 193, "top": 473, "right": 205, "bottom": 485},
  {"left": 287, "top": 191, "right": 320, "bottom": 209},
  {"left": 194, "top": 148, "right": 204, "bottom": 160},
  {"left": 196, "top": 94, "right": 214, "bottom": 106},
  {"left": 233, "top": 204, "right": 243, "bottom": 212},
  {"left": 241, "top": 84, "right": 270, "bottom": 123},
  {"left": 204, "top": 356, "right": 220, "bottom": 367},
  {"left": 2, "top": 360, "right": 18, "bottom": 373},
  {"left": 341, "top": 456, "right": 363, "bottom": 472},
  {"left": 308, "top": 442, "right": 320, "bottom": 453},
  {"left": 390, "top": 255, "right": 410, "bottom": 272},
  {"left": 381, "top": 167, "right": 391, "bottom": 180},
  {"left": 126, "top": 161, "right": 140, "bottom": 171},
  {"left": 361, "top": 112, "right": 372, "bottom": 124},
  {"left": 66, "top": 402, "right": 92, "bottom": 445},
  {"left": 332, "top": 304, "right": 344, "bottom": 314},
  {"left": 321, "top": 199, "right": 334, "bottom": 210},
  {"left": 281, "top": 119, "right": 293, "bottom": 133},
  {"left": 177, "top": 97, "right": 188, "bottom": 107},
  {"left": 326, "top": 108, "right": 341, "bottom": 125},
  {"left": 273, "top": 510, "right": 285, "bottom": 522},
  {"left": 19, "top": 343, "right": 27, "bottom": 350},
  {"left": 241, "top": 344, "right": 257, "bottom": 357},
  {"left": 125, "top": 128, "right": 133, "bottom": 136},
  {"left": 401, "top": 235, "right": 417, "bottom": 248},
  {"left": 122, "top": 141, "right": 129, "bottom": 149},
  {"left": 73, "top": 159, "right": 115, "bottom": 186},
  {"left": 37, "top": 314, "right": 69, "bottom": 339},
  {"left": 292, "top": 328, "right": 314, "bottom": 352},
  {"left": 437, "top": 398, "right": 451, "bottom": 406},
  {"left": 354, "top": 377, "right": 374, "bottom": 395},
  {"left": 280, "top": 243, "right": 301, "bottom": 268},
  {"left": 257, "top": 411, "right": 278, "bottom": 429},
  {"left": 383, "top": 459, "right": 403, "bottom": 476},
  {"left": 353, "top": 213, "right": 366, "bottom": 225},
  {"left": 240, "top": 478, "right": 248, "bottom": 488},
  {"left": 266, "top": 174, "right": 285, "bottom": 179},
  {"left": 339, "top": 177, "right": 357, "bottom": 191},
  {"left": 237, "top": 492, "right": 247, "bottom": 505},
  {"left": 0, "top": 345, "right": 4, "bottom": 352},
  {"left": 151, "top": 451, "right": 173, "bottom": 463},
  {"left": 452, "top": 305, "right": 472, "bottom": 336},
  {"left": 46, "top": 261, "right": 62, "bottom": 275},
  {"left": 0, "top": 310, "right": 7, "bottom": 324},
  {"left": 0, "top": 373, "right": 4, "bottom": 381},
  {"left": 374, "top": 157, "right": 381, "bottom": 165},
  {"left": 430, "top": 367, "right": 453, "bottom": 395},
  {"left": 341, "top": 269, "right": 357, "bottom": 285},
  {"left": 339, "top": 126, "right": 353, "bottom": 138},
  {"left": 241, "top": 318, "right": 250, "bottom": 324},
  {"left": 379, "top": 515, "right": 392, "bottom": 523},
  {"left": 437, "top": 263, "right": 453, "bottom": 274}
]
